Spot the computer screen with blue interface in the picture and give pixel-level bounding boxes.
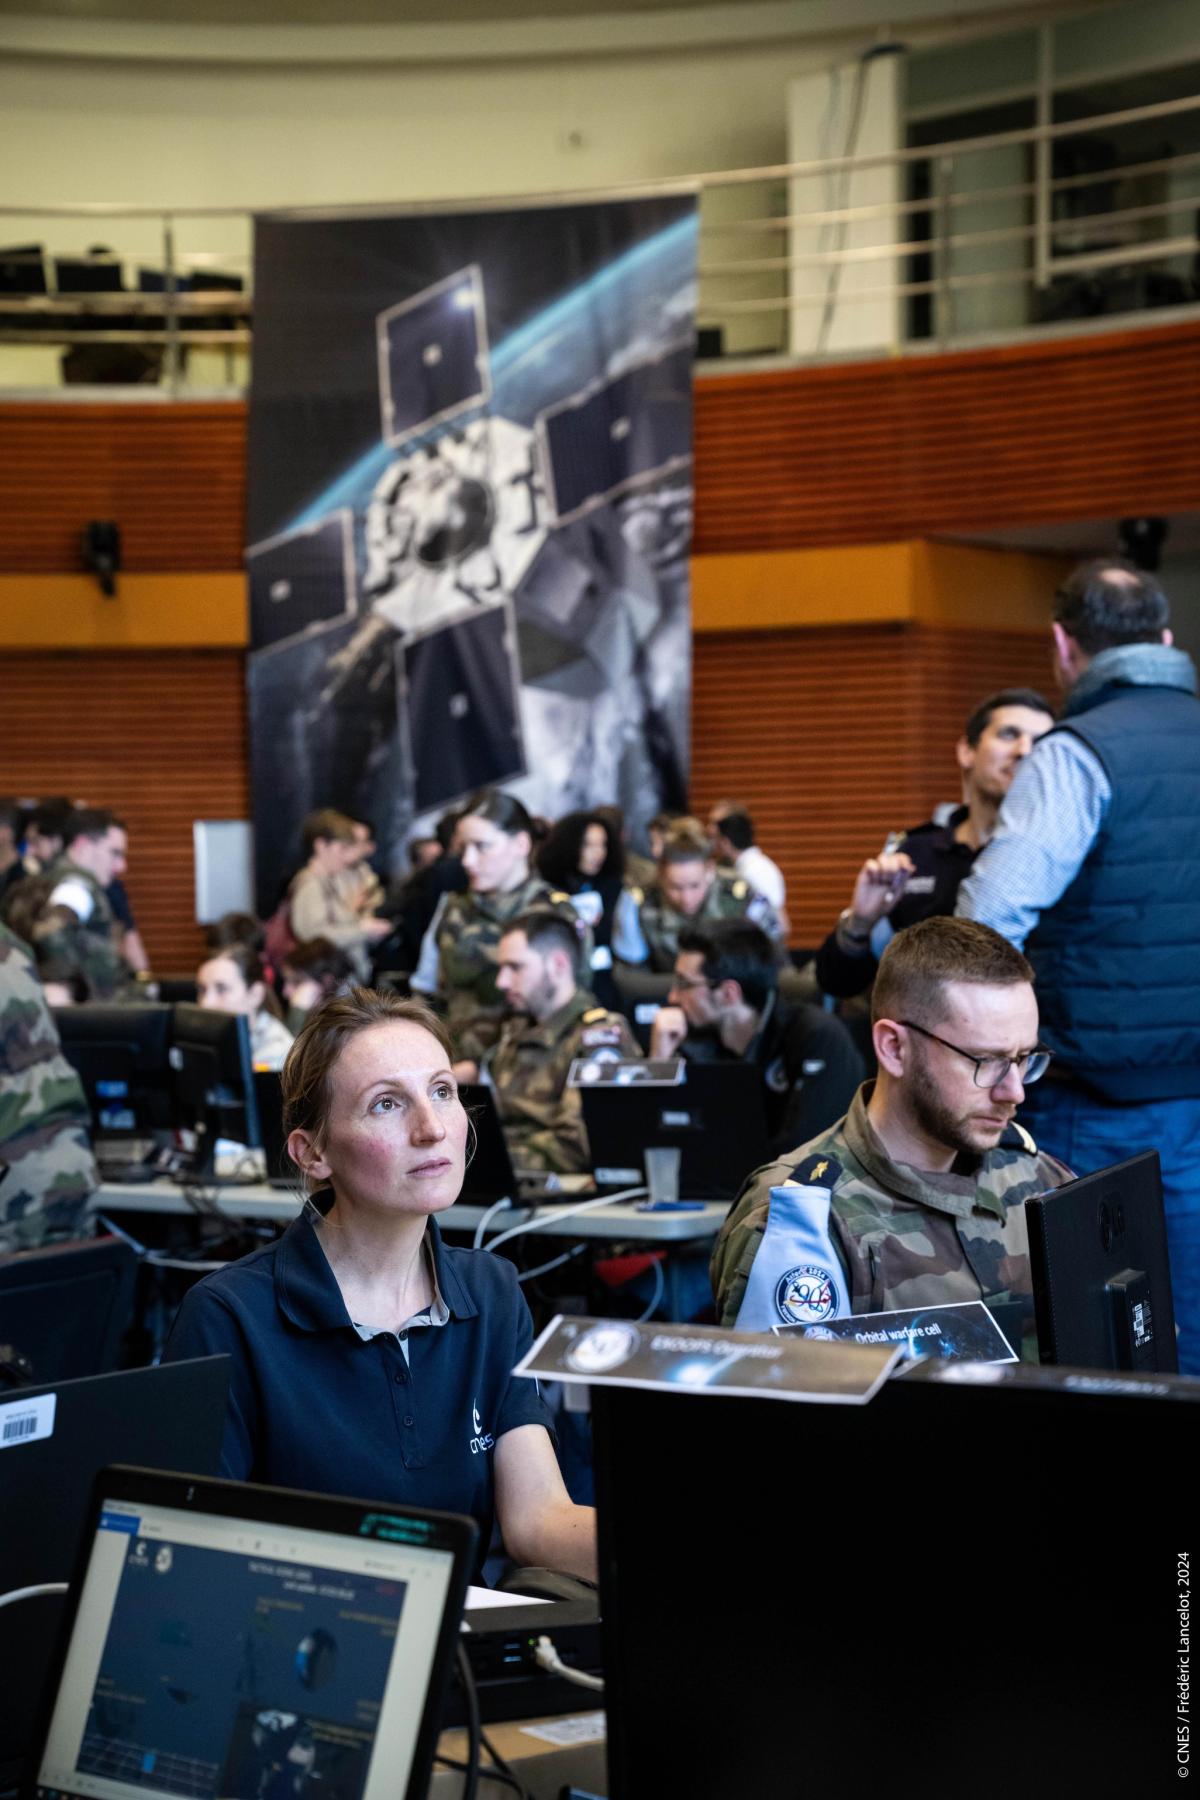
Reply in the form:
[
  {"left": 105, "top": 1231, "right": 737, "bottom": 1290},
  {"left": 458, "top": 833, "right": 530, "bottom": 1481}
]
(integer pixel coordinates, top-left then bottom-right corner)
[{"left": 36, "top": 1496, "right": 458, "bottom": 1800}]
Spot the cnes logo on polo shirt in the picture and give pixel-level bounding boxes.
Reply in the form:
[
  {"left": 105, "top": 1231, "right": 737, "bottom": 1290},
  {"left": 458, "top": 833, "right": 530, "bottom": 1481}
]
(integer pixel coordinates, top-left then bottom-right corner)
[{"left": 470, "top": 1400, "right": 495, "bottom": 1456}]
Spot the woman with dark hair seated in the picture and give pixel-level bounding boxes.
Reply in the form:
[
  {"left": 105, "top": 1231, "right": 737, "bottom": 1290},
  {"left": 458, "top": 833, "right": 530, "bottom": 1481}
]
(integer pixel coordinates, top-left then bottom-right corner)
[
  {"left": 409, "top": 788, "right": 585, "bottom": 1075},
  {"left": 163, "top": 991, "right": 596, "bottom": 1581},
  {"left": 280, "top": 936, "right": 357, "bottom": 1032},
  {"left": 536, "top": 810, "right": 625, "bottom": 1010},
  {"left": 196, "top": 939, "right": 294, "bottom": 1072}
]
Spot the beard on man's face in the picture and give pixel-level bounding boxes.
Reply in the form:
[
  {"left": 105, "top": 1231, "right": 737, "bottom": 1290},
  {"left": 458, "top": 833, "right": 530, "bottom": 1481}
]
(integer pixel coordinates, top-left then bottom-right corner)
[{"left": 906, "top": 1049, "right": 1015, "bottom": 1159}]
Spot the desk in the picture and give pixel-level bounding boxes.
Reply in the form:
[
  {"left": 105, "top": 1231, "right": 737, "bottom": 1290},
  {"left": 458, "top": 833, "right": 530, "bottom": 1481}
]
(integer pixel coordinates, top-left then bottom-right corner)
[{"left": 92, "top": 1181, "right": 727, "bottom": 1318}]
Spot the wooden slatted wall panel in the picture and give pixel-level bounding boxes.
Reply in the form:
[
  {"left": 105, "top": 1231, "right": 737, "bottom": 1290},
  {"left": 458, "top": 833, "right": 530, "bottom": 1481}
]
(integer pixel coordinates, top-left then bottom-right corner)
[
  {"left": 694, "top": 322, "right": 1200, "bottom": 553},
  {"left": 0, "top": 651, "right": 249, "bottom": 971},
  {"left": 690, "top": 623, "right": 1051, "bottom": 946},
  {"left": 0, "top": 403, "right": 245, "bottom": 572}
]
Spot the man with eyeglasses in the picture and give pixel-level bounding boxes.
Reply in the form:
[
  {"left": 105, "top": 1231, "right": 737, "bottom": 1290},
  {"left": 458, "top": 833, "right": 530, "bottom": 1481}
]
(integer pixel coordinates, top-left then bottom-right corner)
[
  {"left": 649, "top": 920, "right": 862, "bottom": 1156},
  {"left": 711, "top": 917, "right": 1071, "bottom": 1355}
]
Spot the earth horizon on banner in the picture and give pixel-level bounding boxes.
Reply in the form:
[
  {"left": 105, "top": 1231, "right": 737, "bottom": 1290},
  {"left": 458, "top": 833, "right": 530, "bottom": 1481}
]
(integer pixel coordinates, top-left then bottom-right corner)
[{"left": 245, "top": 193, "right": 698, "bottom": 907}]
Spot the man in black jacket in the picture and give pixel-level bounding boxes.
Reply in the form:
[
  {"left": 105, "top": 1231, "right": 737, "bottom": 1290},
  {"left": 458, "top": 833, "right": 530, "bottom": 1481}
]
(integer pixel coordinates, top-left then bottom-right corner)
[
  {"left": 650, "top": 919, "right": 863, "bottom": 1155},
  {"left": 814, "top": 688, "right": 1054, "bottom": 1000}
]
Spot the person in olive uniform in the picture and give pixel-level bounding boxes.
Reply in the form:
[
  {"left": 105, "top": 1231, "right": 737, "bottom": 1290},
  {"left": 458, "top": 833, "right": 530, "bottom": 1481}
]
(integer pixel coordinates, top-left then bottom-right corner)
[
  {"left": 411, "top": 790, "right": 587, "bottom": 1072},
  {"left": 711, "top": 917, "right": 1070, "bottom": 1357},
  {"left": 487, "top": 909, "right": 641, "bottom": 1174},
  {"left": 612, "top": 819, "right": 782, "bottom": 974}
]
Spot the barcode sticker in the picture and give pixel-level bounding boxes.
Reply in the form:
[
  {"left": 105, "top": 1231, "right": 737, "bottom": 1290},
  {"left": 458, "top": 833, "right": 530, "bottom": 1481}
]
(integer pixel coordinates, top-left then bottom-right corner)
[{"left": 0, "top": 1391, "right": 56, "bottom": 1450}]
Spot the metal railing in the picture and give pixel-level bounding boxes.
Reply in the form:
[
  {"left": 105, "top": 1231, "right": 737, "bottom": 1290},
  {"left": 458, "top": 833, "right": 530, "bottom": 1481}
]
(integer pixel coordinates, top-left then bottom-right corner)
[{"left": 1, "top": 86, "right": 1198, "bottom": 390}]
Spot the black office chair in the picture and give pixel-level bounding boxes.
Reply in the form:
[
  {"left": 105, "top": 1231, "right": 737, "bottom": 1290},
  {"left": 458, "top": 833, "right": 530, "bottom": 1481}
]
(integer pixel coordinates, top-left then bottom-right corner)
[{"left": 0, "top": 1235, "right": 137, "bottom": 1387}]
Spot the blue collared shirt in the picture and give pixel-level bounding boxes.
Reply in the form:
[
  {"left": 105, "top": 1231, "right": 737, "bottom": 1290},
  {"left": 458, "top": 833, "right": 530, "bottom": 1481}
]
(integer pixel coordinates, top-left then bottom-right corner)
[
  {"left": 955, "top": 731, "right": 1112, "bottom": 950},
  {"left": 163, "top": 1207, "right": 552, "bottom": 1569}
]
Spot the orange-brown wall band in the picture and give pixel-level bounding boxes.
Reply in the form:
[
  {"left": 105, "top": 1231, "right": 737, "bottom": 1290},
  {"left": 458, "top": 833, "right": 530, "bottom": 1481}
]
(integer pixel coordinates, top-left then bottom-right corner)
[
  {"left": 2, "top": 623, "right": 1050, "bottom": 967},
  {"left": 0, "top": 651, "right": 249, "bottom": 972},
  {"left": 1, "top": 321, "right": 1199, "bottom": 573}
]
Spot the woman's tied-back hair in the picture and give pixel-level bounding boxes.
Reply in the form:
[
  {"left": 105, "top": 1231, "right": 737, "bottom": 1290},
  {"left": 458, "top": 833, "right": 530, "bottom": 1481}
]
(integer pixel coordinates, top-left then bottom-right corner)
[
  {"left": 282, "top": 989, "right": 454, "bottom": 1193},
  {"left": 871, "top": 917, "right": 1034, "bottom": 1029}
]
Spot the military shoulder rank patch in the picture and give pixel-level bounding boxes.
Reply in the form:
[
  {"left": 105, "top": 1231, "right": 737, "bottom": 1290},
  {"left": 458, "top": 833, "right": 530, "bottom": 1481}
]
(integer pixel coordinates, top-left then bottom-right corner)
[
  {"left": 581, "top": 1007, "right": 608, "bottom": 1023},
  {"left": 788, "top": 1152, "right": 841, "bottom": 1188},
  {"left": 1000, "top": 1120, "right": 1038, "bottom": 1155},
  {"left": 581, "top": 1022, "right": 624, "bottom": 1047},
  {"left": 629, "top": 885, "right": 644, "bottom": 905},
  {"left": 731, "top": 879, "right": 748, "bottom": 899}
]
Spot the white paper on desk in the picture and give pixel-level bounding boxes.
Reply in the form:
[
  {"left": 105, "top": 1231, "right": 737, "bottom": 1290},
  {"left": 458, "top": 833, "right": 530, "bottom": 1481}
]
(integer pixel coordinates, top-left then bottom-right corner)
[
  {"left": 460, "top": 1584, "right": 552, "bottom": 1629},
  {"left": 520, "top": 1711, "right": 606, "bottom": 1747}
]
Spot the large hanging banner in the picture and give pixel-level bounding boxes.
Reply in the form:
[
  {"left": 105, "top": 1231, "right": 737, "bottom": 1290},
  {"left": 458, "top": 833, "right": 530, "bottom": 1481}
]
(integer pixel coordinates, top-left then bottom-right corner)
[{"left": 245, "top": 193, "right": 698, "bottom": 906}]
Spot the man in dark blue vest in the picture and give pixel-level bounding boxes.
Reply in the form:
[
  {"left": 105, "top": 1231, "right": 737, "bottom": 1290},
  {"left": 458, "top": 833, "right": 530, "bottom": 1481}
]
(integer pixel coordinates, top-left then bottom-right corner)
[{"left": 957, "top": 559, "right": 1200, "bottom": 1373}]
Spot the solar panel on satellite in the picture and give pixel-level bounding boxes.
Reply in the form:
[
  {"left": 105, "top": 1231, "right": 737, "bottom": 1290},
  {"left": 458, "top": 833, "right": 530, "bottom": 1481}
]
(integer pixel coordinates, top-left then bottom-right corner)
[
  {"left": 536, "top": 340, "right": 693, "bottom": 524},
  {"left": 377, "top": 265, "right": 492, "bottom": 448},
  {"left": 400, "top": 603, "right": 525, "bottom": 811},
  {"left": 245, "top": 508, "right": 357, "bottom": 652}
]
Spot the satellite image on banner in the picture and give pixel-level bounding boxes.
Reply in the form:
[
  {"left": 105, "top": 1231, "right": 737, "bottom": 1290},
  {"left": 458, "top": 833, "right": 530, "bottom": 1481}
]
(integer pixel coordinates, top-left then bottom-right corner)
[{"left": 246, "top": 194, "right": 696, "bottom": 908}]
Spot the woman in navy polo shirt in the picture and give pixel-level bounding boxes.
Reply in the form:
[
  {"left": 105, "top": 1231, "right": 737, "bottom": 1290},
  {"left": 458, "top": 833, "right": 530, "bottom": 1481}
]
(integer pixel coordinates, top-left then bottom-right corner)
[{"left": 164, "top": 989, "right": 596, "bottom": 1582}]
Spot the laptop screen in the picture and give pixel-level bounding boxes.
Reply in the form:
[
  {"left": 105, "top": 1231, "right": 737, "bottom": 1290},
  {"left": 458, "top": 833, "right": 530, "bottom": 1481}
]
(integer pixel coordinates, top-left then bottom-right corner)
[{"left": 35, "top": 1491, "right": 462, "bottom": 1800}]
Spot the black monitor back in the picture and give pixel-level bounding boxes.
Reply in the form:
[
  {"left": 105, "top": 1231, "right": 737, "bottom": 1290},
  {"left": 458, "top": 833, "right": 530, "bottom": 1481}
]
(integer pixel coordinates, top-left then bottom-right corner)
[
  {"left": 0, "top": 1235, "right": 137, "bottom": 1385},
  {"left": 171, "top": 1003, "right": 261, "bottom": 1171},
  {"left": 581, "top": 1060, "right": 768, "bottom": 1199},
  {"left": 0, "top": 1356, "right": 230, "bottom": 1792},
  {"left": 52, "top": 1001, "right": 174, "bottom": 1138},
  {"left": 0, "top": 243, "right": 47, "bottom": 296},
  {"left": 54, "top": 256, "right": 124, "bottom": 293},
  {"left": 459, "top": 1083, "right": 519, "bottom": 1201},
  {"left": 1027, "top": 1149, "right": 1177, "bottom": 1372},
  {"left": 594, "top": 1362, "right": 1197, "bottom": 1799}
]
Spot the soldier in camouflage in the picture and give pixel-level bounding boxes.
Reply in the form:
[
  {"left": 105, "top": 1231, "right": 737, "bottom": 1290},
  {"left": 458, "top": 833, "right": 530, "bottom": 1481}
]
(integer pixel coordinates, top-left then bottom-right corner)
[
  {"left": 487, "top": 910, "right": 641, "bottom": 1174},
  {"left": 410, "top": 790, "right": 589, "bottom": 1069},
  {"left": 5, "top": 807, "right": 132, "bottom": 1003},
  {"left": 711, "top": 917, "right": 1071, "bottom": 1357},
  {"left": 612, "top": 819, "right": 783, "bottom": 974},
  {"left": 0, "top": 923, "right": 97, "bottom": 1251}
]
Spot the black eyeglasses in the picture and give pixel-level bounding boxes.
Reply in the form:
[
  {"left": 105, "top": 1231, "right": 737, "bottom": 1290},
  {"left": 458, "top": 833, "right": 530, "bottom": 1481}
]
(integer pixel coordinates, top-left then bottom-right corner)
[
  {"left": 670, "top": 971, "right": 718, "bottom": 993},
  {"left": 899, "top": 1019, "right": 1052, "bottom": 1089}
]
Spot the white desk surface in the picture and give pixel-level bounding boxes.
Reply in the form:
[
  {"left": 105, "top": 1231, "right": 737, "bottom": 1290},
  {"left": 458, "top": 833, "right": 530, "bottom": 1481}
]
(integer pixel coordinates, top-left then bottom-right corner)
[{"left": 93, "top": 1179, "right": 727, "bottom": 1242}]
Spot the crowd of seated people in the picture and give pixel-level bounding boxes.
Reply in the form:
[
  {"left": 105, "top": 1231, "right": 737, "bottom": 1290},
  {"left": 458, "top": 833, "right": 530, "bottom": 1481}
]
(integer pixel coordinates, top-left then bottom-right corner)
[
  {"left": 0, "top": 743, "right": 1045, "bottom": 1217},
  {"left": 5, "top": 550, "right": 1200, "bottom": 1614}
]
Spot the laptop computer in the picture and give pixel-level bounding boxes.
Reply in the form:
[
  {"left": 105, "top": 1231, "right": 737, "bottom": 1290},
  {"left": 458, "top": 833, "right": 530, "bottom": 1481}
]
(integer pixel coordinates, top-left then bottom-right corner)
[
  {"left": 0, "top": 1359, "right": 231, "bottom": 1794},
  {"left": 458, "top": 1084, "right": 594, "bottom": 1204},
  {"left": 581, "top": 1060, "right": 770, "bottom": 1200},
  {"left": 23, "top": 1464, "right": 477, "bottom": 1800}
]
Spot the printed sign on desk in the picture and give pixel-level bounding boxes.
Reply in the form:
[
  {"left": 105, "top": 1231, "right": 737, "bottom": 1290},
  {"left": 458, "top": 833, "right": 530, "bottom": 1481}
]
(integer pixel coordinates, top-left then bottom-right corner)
[
  {"left": 773, "top": 1299, "right": 1018, "bottom": 1365},
  {"left": 513, "top": 1314, "right": 901, "bottom": 1406}
]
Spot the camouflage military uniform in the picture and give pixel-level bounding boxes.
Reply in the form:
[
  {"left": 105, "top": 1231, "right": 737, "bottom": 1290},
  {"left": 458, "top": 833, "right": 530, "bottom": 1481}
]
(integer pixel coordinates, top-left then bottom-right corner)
[
  {"left": 7, "top": 855, "right": 130, "bottom": 1001},
  {"left": 711, "top": 1083, "right": 1071, "bottom": 1357},
  {"left": 487, "top": 989, "right": 641, "bottom": 1174},
  {"left": 0, "top": 924, "right": 97, "bottom": 1251},
  {"left": 432, "top": 877, "right": 590, "bottom": 1066},
  {"left": 623, "top": 870, "right": 783, "bottom": 973}
]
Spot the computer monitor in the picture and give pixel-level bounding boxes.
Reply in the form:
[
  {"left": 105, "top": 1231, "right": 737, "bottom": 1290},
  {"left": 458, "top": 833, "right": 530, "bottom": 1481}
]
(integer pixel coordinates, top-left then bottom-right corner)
[
  {"left": 0, "top": 243, "right": 48, "bottom": 296},
  {"left": 53, "top": 1004, "right": 174, "bottom": 1171},
  {"left": 252, "top": 1069, "right": 298, "bottom": 1189},
  {"left": 457, "top": 1083, "right": 520, "bottom": 1202},
  {"left": 169, "top": 1005, "right": 262, "bottom": 1180},
  {"left": 580, "top": 1060, "right": 769, "bottom": 1199},
  {"left": 0, "top": 1360, "right": 230, "bottom": 1793},
  {"left": 0, "top": 1236, "right": 137, "bottom": 1387},
  {"left": 26, "top": 1465, "right": 476, "bottom": 1800},
  {"left": 137, "top": 269, "right": 194, "bottom": 294},
  {"left": 1026, "top": 1149, "right": 1178, "bottom": 1373},
  {"left": 593, "top": 1358, "right": 1196, "bottom": 1798},
  {"left": 54, "top": 257, "right": 124, "bottom": 294}
]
